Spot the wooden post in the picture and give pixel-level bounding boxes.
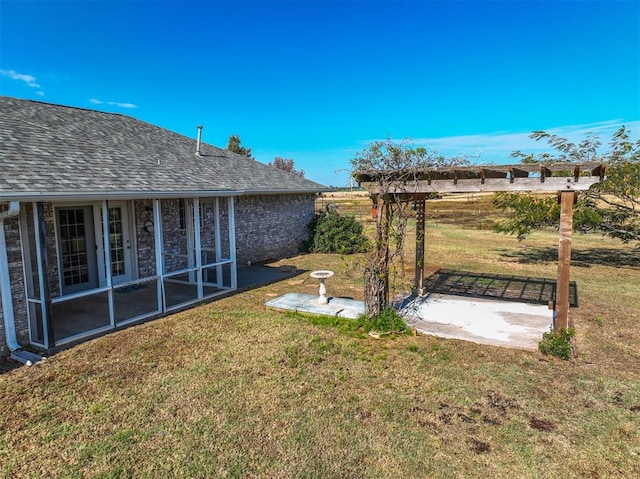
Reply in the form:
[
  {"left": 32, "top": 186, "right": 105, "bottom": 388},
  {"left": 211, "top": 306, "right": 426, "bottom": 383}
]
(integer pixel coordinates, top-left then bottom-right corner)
[
  {"left": 414, "top": 198, "right": 426, "bottom": 296},
  {"left": 555, "top": 191, "right": 575, "bottom": 330},
  {"left": 364, "top": 195, "right": 390, "bottom": 316},
  {"left": 381, "top": 200, "right": 390, "bottom": 310}
]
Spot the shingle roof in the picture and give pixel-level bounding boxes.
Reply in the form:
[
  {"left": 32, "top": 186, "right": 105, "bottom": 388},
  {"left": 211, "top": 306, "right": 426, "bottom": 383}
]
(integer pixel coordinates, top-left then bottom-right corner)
[{"left": 0, "top": 97, "right": 326, "bottom": 200}]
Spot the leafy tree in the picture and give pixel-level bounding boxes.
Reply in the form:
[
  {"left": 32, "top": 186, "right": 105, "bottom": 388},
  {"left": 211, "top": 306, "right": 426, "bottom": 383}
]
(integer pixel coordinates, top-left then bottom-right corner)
[
  {"left": 227, "top": 134, "right": 252, "bottom": 157},
  {"left": 269, "top": 157, "right": 305, "bottom": 177},
  {"left": 351, "top": 138, "right": 469, "bottom": 316},
  {"left": 493, "top": 127, "right": 640, "bottom": 246},
  {"left": 306, "top": 209, "right": 369, "bottom": 254}
]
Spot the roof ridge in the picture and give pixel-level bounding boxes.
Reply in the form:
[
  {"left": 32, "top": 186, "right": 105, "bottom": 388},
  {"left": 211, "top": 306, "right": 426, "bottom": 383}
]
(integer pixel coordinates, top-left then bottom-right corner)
[{"left": 0, "top": 95, "right": 129, "bottom": 118}]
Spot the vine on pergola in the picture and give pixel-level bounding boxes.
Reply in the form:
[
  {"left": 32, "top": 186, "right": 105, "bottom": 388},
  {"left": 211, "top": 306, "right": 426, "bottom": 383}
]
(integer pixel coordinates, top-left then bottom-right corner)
[{"left": 351, "top": 138, "right": 469, "bottom": 316}]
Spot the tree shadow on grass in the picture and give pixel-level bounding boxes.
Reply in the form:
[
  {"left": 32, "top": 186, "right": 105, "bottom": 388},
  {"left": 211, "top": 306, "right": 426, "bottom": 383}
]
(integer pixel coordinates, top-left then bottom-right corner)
[{"left": 495, "top": 246, "right": 640, "bottom": 270}]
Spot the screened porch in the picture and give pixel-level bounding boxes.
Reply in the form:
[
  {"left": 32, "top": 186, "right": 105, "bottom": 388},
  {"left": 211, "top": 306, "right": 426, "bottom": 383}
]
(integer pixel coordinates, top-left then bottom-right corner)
[{"left": 20, "top": 197, "right": 238, "bottom": 350}]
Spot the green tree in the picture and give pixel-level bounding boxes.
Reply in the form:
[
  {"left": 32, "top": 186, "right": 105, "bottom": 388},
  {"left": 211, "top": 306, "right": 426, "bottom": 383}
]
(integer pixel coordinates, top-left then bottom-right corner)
[
  {"left": 306, "top": 209, "right": 369, "bottom": 254},
  {"left": 269, "top": 157, "right": 305, "bottom": 177},
  {"left": 227, "top": 134, "right": 252, "bottom": 157},
  {"left": 494, "top": 127, "right": 640, "bottom": 245}
]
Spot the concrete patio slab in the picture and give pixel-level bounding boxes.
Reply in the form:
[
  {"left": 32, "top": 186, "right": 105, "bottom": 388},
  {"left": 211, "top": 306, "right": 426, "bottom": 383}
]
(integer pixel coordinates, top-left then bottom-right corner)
[
  {"left": 266, "top": 289, "right": 551, "bottom": 350},
  {"left": 266, "top": 293, "right": 365, "bottom": 319},
  {"left": 400, "top": 293, "right": 552, "bottom": 350},
  {"left": 237, "top": 264, "right": 301, "bottom": 290}
]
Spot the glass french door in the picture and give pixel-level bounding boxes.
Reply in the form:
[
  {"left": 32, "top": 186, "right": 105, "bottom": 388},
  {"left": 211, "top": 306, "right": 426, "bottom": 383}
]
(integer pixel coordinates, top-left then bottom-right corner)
[
  {"left": 103, "top": 202, "right": 134, "bottom": 285},
  {"left": 57, "top": 206, "right": 98, "bottom": 295}
]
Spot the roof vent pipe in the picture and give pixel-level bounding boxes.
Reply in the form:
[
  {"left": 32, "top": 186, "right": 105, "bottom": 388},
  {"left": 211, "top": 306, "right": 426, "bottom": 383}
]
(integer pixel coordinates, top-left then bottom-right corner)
[{"left": 196, "top": 125, "right": 203, "bottom": 156}]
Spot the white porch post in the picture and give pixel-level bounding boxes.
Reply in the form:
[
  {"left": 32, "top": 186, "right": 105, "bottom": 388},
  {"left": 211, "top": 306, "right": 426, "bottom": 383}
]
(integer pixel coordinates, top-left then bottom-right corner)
[
  {"left": 228, "top": 196, "right": 237, "bottom": 289},
  {"left": 0, "top": 217, "right": 18, "bottom": 350},
  {"left": 101, "top": 201, "right": 115, "bottom": 326},
  {"left": 193, "top": 197, "right": 203, "bottom": 299},
  {"left": 186, "top": 200, "right": 196, "bottom": 284},
  {"left": 33, "top": 202, "right": 53, "bottom": 349},
  {"left": 153, "top": 199, "right": 164, "bottom": 313},
  {"left": 214, "top": 198, "right": 222, "bottom": 288}
]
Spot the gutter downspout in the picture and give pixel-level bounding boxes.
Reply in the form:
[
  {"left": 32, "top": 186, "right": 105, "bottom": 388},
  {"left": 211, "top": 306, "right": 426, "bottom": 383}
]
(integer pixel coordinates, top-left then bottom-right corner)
[{"left": 0, "top": 202, "right": 45, "bottom": 366}]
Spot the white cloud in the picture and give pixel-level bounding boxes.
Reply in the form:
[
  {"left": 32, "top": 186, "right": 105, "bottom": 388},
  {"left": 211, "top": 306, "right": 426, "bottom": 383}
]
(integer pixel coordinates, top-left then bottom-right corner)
[
  {"left": 1, "top": 69, "right": 44, "bottom": 94},
  {"left": 395, "top": 120, "right": 640, "bottom": 164},
  {"left": 89, "top": 98, "right": 137, "bottom": 109},
  {"left": 35, "top": 91, "right": 45, "bottom": 97},
  {"left": 0, "top": 69, "right": 36, "bottom": 83},
  {"left": 111, "top": 102, "right": 137, "bottom": 109}
]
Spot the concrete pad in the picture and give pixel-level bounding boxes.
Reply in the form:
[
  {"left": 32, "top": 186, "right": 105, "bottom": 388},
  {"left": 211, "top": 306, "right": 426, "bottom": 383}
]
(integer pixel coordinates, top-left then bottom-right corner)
[
  {"left": 401, "top": 293, "right": 552, "bottom": 350},
  {"left": 266, "top": 293, "right": 365, "bottom": 319},
  {"left": 237, "top": 265, "right": 301, "bottom": 290},
  {"left": 267, "top": 291, "right": 549, "bottom": 350}
]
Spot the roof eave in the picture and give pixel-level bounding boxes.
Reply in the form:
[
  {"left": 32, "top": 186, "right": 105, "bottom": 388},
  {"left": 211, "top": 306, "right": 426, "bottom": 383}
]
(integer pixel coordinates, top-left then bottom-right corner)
[
  {"left": 0, "top": 187, "right": 328, "bottom": 202},
  {"left": 239, "top": 187, "right": 329, "bottom": 196},
  {"left": 0, "top": 190, "right": 237, "bottom": 202}
]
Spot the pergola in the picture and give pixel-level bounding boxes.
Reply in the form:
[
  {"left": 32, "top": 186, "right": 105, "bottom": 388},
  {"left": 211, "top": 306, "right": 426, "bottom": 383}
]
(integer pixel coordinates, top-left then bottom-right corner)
[{"left": 356, "top": 162, "right": 607, "bottom": 330}]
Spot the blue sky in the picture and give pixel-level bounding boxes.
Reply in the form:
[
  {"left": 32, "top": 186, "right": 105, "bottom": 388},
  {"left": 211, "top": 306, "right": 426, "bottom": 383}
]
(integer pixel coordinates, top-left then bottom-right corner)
[{"left": 1, "top": 1, "right": 639, "bottom": 186}]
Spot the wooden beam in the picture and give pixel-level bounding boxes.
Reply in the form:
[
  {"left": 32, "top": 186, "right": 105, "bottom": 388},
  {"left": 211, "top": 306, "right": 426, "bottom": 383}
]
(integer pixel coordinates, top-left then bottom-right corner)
[
  {"left": 361, "top": 176, "right": 601, "bottom": 194},
  {"left": 555, "top": 191, "right": 576, "bottom": 331},
  {"left": 353, "top": 161, "right": 607, "bottom": 184},
  {"left": 481, "top": 168, "right": 507, "bottom": 179},
  {"left": 509, "top": 167, "right": 529, "bottom": 179},
  {"left": 540, "top": 165, "right": 552, "bottom": 183},
  {"left": 413, "top": 199, "right": 426, "bottom": 296}
]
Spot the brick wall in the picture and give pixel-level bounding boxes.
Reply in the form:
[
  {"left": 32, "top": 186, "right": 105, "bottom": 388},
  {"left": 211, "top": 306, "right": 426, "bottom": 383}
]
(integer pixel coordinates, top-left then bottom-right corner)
[
  {"left": 43, "top": 203, "right": 60, "bottom": 297},
  {"left": 0, "top": 216, "right": 28, "bottom": 356},
  {"left": 159, "top": 199, "right": 190, "bottom": 273},
  {"left": 24, "top": 203, "right": 59, "bottom": 297},
  {"left": 134, "top": 199, "right": 157, "bottom": 278},
  {"left": 234, "top": 194, "right": 316, "bottom": 264}
]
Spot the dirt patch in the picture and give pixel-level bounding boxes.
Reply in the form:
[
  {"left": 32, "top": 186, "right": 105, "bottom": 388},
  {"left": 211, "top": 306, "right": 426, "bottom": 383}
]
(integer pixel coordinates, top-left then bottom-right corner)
[
  {"left": 486, "top": 390, "right": 520, "bottom": 414},
  {"left": 436, "top": 402, "right": 477, "bottom": 425},
  {"left": 469, "top": 437, "right": 492, "bottom": 454},
  {"left": 612, "top": 390, "right": 625, "bottom": 405},
  {"left": 356, "top": 408, "right": 372, "bottom": 420},
  {"left": 481, "top": 414, "right": 502, "bottom": 426},
  {"left": 529, "top": 417, "right": 557, "bottom": 432}
]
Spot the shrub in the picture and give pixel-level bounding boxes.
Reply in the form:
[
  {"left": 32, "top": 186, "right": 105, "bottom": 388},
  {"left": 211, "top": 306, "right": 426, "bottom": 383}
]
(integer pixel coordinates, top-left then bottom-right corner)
[
  {"left": 306, "top": 209, "right": 370, "bottom": 254},
  {"left": 538, "top": 327, "right": 575, "bottom": 360},
  {"left": 353, "top": 308, "right": 408, "bottom": 335},
  {"left": 366, "top": 308, "right": 408, "bottom": 333}
]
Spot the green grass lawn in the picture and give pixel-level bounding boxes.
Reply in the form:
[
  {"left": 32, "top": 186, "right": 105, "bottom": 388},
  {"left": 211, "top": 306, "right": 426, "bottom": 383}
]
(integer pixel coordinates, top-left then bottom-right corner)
[{"left": 1, "top": 196, "right": 639, "bottom": 478}]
